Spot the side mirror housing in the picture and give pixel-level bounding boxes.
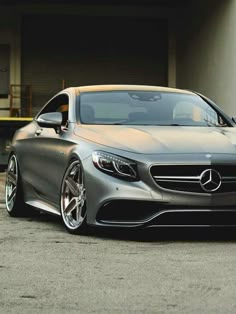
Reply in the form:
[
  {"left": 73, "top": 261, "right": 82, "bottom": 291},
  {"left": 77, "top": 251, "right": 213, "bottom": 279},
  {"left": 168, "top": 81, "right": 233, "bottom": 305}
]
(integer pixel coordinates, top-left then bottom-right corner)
[{"left": 37, "top": 112, "right": 62, "bottom": 133}]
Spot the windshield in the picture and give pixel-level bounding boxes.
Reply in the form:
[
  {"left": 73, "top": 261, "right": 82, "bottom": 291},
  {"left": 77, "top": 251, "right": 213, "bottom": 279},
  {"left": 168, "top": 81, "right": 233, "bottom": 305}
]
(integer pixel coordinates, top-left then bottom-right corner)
[{"left": 77, "top": 91, "right": 229, "bottom": 127}]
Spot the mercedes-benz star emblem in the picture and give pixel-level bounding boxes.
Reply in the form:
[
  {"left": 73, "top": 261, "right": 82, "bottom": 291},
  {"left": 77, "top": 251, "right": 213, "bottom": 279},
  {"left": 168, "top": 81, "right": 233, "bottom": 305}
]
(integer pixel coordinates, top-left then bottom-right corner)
[{"left": 200, "top": 169, "right": 222, "bottom": 192}]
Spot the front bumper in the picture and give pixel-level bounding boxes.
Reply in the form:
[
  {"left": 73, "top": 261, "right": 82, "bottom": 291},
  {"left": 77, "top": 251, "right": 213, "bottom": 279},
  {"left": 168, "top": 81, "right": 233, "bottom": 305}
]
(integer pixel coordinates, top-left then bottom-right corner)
[{"left": 83, "top": 154, "right": 236, "bottom": 228}]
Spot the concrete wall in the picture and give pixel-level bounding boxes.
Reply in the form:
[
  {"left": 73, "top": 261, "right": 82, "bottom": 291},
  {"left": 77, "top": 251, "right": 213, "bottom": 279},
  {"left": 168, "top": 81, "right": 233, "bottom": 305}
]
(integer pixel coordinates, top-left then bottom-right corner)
[
  {"left": 177, "top": 0, "right": 236, "bottom": 116},
  {"left": 0, "top": 3, "right": 179, "bottom": 117},
  {"left": 2, "top": 1, "right": 236, "bottom": 117},
  {"left": 0, "top": 8, "right": 21, "bottom": 117}
]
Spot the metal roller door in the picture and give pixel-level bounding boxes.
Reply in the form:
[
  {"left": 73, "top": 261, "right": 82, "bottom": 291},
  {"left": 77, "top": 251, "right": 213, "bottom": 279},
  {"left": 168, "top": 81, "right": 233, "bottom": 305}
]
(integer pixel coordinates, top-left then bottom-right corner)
[{"left": 22, "top": 15, "right": 168, "bottom": 114}]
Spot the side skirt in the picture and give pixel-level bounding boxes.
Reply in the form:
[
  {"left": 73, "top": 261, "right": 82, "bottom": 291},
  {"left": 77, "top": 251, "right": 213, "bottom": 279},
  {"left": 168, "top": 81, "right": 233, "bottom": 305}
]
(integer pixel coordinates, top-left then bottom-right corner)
[{"left": 26, "top": 200, "right": 61, "bottom": 216}]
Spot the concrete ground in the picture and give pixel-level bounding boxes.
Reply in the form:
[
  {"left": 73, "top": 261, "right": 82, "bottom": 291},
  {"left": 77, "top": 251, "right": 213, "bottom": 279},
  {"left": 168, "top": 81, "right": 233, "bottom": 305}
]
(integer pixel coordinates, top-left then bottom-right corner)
[{"left": 1, "top": 172, "right": 236, "bottom": 313}]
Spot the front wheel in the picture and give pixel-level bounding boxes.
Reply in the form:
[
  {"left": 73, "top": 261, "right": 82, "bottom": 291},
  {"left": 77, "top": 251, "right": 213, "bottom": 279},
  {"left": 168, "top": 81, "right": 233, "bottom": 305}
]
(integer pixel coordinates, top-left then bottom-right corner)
[
  {"left": 5, "top": 154, "right": 28, "bottom": 217},
  {"left": 60, "top": 160, "right": 87, "bottom": 234}
]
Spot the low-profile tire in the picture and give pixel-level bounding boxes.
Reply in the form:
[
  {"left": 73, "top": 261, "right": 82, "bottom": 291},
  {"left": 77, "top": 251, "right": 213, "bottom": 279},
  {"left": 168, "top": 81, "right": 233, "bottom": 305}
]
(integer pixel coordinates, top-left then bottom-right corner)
[
  {"left": 5, "top": 154, "right": 31, "bottom": 217},
  {"left": 60, "top": 159, "right": 88, "bottom": 234}
]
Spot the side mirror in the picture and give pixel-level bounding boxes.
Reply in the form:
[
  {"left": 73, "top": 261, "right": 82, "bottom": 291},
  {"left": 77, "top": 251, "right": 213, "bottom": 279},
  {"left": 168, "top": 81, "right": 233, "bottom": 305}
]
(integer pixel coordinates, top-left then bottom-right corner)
[
  {"left": 37, "top": 112, "right": 62, "bottom": 133},
  {"left": 232, "top": 116, "right": 236, "bottom": 124}
]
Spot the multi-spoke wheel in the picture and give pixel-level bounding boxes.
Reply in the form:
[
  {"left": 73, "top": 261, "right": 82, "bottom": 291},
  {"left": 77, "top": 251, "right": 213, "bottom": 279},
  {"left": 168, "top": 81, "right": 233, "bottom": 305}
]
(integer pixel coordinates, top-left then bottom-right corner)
[
  {"left": 5, "top": 154, "right": 27, "bottom": 217},
  {"left": 61, "top": 160, "right": 87, "bottom": 234}
]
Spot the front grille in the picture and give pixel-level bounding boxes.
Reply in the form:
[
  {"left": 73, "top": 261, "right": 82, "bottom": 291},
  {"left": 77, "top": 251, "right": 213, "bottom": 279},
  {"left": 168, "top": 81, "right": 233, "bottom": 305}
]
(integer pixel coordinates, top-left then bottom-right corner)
[
  {"left": 150, "top": 165, "right": 236, "bottom": 194},
  {"left": 97, "top": 201, "right": 236, "bottom": 226},
  {"left": 97, "top": 200, "right": 158, "bottom": 223},
  {"left": 149, "top": 210, "right": 236, "bottom": 226}
]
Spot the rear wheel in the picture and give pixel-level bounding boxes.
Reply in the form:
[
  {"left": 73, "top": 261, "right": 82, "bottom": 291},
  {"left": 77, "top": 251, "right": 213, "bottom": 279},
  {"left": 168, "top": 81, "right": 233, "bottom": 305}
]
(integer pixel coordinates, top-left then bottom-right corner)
[
  {"left": 5, "top": 154, "right": 29, "bottom": 217},
  {"left": 60, "top": 160, "right": 87, "bottom": 234}
]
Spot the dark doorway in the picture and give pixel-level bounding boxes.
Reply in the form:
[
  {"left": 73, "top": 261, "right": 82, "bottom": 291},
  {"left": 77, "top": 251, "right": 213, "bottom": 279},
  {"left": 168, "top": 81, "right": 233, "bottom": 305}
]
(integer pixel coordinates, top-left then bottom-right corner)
[{"left": 22, "top": 15, "right": 168, "bottom": 113}]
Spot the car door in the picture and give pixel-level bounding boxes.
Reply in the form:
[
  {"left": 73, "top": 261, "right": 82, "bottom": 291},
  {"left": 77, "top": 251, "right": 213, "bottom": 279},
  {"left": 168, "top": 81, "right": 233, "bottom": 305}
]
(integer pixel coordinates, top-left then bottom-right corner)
[{"left": 17, "top": 93, "right": 75, "bottom": 206}]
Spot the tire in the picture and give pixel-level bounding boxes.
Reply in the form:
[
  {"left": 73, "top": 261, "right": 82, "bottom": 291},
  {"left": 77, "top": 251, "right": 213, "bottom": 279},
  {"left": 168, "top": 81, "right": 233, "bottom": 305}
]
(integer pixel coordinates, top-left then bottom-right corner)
[
  {"left": 60, "top": 159, "right": 87, "bottom": 234},
  {"left": 5, "top": 154, "right": 31, "bottom": 217}
]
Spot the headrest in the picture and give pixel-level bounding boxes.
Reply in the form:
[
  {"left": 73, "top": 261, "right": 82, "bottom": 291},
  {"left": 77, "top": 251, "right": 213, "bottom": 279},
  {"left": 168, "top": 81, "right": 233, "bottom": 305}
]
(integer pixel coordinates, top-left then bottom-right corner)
[{"left": 57, "top": 104, "right": 68, "bottom": 112}]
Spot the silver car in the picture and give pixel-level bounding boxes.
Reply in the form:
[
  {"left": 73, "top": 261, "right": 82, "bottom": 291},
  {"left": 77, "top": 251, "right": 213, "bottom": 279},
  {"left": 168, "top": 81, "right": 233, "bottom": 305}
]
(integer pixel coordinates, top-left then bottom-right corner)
[{"left": 5, "top": 85, "right": 236, "bottom": 234}]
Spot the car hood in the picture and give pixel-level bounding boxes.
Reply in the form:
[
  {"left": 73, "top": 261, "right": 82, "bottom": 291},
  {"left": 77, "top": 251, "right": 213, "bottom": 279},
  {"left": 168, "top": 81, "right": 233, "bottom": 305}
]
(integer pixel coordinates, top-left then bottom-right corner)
[{"left": 74, "top": 125, "right": 236, "bottom": 154}]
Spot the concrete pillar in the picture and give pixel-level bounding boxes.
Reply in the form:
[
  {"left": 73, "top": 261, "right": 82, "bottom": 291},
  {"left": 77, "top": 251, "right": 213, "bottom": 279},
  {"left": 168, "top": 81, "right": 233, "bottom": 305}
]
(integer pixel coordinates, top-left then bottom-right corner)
[{"left": 177, "top": 0, "right": 236, "bottom": 116}]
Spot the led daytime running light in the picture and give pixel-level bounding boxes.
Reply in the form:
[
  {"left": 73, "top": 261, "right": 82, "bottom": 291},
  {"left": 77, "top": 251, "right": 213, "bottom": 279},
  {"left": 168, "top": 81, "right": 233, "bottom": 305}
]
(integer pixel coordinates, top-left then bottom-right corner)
[{"left": 92, "top": 151, "right": 138, "bottom": 180}]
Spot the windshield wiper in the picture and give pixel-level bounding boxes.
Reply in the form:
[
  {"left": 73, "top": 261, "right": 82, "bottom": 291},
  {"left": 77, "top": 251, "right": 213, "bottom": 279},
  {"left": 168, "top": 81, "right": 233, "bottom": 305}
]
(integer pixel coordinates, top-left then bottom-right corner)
[
  {"left": 204, "top": 119, "right": 227, "bottom": 127},
  {"left": 112, "top": 119, "right": 129, "bottom": 125}
]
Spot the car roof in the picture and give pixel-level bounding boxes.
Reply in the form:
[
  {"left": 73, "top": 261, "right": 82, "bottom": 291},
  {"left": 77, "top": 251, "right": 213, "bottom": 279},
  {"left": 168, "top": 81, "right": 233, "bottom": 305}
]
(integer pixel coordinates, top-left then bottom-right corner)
[{"left": 73, "top": 85, "right": 195, "bottom": 95}]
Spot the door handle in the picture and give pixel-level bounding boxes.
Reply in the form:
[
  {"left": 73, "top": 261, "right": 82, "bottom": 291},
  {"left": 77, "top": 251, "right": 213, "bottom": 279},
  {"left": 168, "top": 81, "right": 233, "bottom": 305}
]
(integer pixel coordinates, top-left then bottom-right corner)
[{"left": 35, "top": 129, "right": 43, "bottom": 136}]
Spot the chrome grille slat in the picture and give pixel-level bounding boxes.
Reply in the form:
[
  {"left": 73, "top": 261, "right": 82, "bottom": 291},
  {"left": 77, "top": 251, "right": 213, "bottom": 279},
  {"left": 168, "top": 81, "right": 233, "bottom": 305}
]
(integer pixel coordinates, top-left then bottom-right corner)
[
  {"left": 221, "top": 177, "right": 236, "bottom": 181},
  {"left": 155, "top": 180, "right": 199, "bottom": 183},
  {"left": 150, "top": 165, "right": 236, "bottom": 193},
  {"left": 153, "top": 175, "right": 200, "bottom": 180}
]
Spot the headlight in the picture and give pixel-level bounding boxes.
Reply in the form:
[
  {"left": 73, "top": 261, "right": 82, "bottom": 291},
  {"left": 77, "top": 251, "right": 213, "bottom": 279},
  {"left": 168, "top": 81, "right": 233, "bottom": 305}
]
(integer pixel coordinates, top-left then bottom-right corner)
[{"left": 92, "top": 151, "right": 139, "bottom": 181}]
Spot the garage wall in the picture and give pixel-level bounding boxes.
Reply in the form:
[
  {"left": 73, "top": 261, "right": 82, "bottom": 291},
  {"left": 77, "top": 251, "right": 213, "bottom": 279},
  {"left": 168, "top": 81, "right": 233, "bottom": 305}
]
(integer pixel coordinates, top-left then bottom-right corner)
[
  {"left": 22, "top": 15, "right": 168, "bottom": 115},
  {"left": 0, "top": 9, "right": 21, "bottom": 117},
  {"left": 176, "top": 0, "right": 236, "bottom": 116}
]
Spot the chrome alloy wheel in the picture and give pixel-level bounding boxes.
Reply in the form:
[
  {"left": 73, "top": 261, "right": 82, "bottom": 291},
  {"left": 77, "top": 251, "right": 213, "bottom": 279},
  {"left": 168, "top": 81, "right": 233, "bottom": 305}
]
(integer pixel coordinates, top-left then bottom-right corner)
[
  {"left": 61, "top": 160, "right": 87, "bottom": 231},
  {"left": 5, "top": 155, "right": 18, "bottom": 213}
]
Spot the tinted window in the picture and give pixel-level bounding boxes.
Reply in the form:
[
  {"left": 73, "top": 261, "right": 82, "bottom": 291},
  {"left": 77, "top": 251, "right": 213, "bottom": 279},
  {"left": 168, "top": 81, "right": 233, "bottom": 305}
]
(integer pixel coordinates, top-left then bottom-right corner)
[{"left": 77, "top": 91, "right": 228, "bottom": 127}]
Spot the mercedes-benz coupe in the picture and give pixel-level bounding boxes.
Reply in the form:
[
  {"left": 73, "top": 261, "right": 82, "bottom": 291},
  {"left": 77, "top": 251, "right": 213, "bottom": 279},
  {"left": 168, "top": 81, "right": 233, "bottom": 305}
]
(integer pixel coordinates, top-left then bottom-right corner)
[{"left": 5, "top": 85, "right": 236, "bottom": 234}]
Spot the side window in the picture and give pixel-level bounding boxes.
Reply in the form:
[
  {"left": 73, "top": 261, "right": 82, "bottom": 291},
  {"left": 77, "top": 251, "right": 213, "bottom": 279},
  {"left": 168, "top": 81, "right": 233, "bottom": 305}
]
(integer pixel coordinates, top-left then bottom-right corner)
[
  {"left": 173, "top": 100, "right": 222, "bottom": 126},
  {"left": 38, "top": 94, "right": 69, "bottom": 128}
]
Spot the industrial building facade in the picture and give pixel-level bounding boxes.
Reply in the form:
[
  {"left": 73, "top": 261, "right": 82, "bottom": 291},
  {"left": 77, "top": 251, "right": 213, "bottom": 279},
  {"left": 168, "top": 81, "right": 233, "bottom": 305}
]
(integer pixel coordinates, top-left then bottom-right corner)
[{"left": 0, "top": 0, "right": 235, "bottom": 117}]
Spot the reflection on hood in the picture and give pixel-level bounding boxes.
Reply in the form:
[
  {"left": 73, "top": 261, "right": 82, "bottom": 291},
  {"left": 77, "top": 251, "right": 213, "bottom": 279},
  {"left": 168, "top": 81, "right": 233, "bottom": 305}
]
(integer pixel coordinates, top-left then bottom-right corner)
[{"left": 74, "top": 125, "right": 236, "bottom": 154}]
